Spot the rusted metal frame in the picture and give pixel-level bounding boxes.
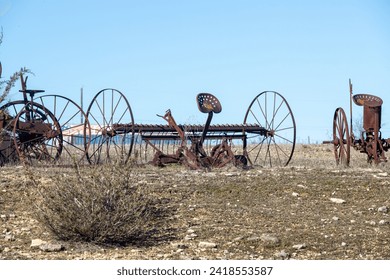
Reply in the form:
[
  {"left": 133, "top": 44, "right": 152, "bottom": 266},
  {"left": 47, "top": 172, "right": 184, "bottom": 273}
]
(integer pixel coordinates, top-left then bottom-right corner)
[
  {"left": 14, "top": 120, "right": 56, "bottom": 138},
  {"left": 140, "top": 126, "right": 249, "bottom": 168},
  {"left": 384, "top": 139, "right": 390, "bottom": 151},
  {"left": 139, "top": 131, "right": 254, "bottom": 142},
  {"left": 349, "top": 79, "right": 354, "bottom": 140},
  {"left": 114, "top": 123, "right": 265, "bottom": 134},
  {"left": 209, "top": 137, "right": 236, "bottom": 168},
  {"left": 145, "top": 138, "right": 181, "bottom": 166},
  {"left": 143, "top": 110, "right": 188, "bottom": 166},
  {"left": 199, "top": 111, "right": 213, "bottom": 151},
  {"left": 112, "top": 123, "right": 265, "bottom": 167},
  {"left": 359, "top": 103, "right": 385, "bottom": 163},
  {"left": 158, "top": 110, "right": 186, "bottom": 142},
  {"left": 372, "top": 111, "right": 387, "bottom": 163},
  {"left": 324, "top": 80, "right": 389, "bottom": 165}
]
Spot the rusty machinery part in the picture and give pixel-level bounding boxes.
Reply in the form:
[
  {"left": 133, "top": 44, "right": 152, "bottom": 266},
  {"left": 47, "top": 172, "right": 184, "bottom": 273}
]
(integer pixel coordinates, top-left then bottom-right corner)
[
  {"left": 324, "top": 81, "right": 390, "bottom": 166},
  {"left": 197, "top": 93, "right": 222, "bottom": 114},
  {"left": 34, "top": 94, "right": 92, "bottom": 165},
  {"left": 352, "top": 94, "right": 383, "bottom": 107},
  {"left": 243, "top": 91, "right": 296, "bottom": 167},
  {"left": 196, "top": 93, "right": 222, "bottom": 156},
  {"left": 124, "top": 123, "right": 263, "bottom": 166},
  {"left": 362, "top": 132, "right": 387, "bottom": 164},
  {"left": 84, "top": 88, "right": 135, "bottom": 164},
  {"left": 0, "top": 100, "right": 63, "bottom": 165},
  {"left": 83, "top": 89, "right": 296, "bottom": 169},
  {"left": 350, "top": 84, "right": 387, "bottom": 164},
  {"left": 332, "top": 107, "right": 351, "bottom": 166}
]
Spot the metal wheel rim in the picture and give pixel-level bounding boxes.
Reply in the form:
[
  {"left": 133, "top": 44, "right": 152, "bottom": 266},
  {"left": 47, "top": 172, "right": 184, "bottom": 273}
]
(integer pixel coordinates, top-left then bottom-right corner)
[
  {"left": 243, "top": 91, "right": 296, "bottom": 167},
  {"left": 333, "top": 107, "right": 350, "bottom": 166},
  {"left": 11, "top": 101, "right": 63, "bottom": 164},
  {"left": 85, "top": 88, "right": 135, "bottom": 164}
]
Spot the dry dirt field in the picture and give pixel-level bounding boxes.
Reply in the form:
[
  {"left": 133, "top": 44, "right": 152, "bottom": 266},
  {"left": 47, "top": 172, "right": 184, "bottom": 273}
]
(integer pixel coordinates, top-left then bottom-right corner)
[{"left": 1, "top": 144, "right": 390, "bottom": 260}]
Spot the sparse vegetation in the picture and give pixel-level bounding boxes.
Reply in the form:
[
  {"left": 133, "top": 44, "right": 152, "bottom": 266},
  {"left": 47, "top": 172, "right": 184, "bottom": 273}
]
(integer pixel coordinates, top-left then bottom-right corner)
[
  {"left": 1, "top": 145, "right": 390, "bottom": 260},
  {"left": 23, "top": 163, "right": 175, "bottom": 245}
]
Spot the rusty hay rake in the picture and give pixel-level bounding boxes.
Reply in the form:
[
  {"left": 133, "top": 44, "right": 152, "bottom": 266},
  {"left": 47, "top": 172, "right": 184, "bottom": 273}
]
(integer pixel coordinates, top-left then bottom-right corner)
[{"left": 0, "top": 74, "right": 296, "bottom": 168}]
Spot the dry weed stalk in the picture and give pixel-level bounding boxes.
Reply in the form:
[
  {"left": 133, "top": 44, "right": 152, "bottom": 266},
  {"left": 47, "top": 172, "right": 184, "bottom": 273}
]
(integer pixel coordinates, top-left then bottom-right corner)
[{"left": 0, "top": 68, "right": 32, "bottom": 104}]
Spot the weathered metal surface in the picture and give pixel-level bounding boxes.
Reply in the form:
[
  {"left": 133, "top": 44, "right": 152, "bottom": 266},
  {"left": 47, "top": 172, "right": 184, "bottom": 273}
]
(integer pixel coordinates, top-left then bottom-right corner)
[
  {"left": 114, "top": 123, "right": 265, "bottom": 138},
  {"left": 324, "top": 80, "right": 390, "bottom": 165},
  {"left": 0, "top": 74, "right": 91, "bottom": 165},
  {"left": 1, "top": 71, "right": 296, "bottom": 168},
  {"left": 138, "top": 94, "right": 249, "bottom": 169}
]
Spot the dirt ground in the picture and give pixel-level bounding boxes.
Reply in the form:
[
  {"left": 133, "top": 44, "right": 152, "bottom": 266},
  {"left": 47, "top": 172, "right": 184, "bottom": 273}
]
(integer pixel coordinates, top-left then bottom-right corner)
[{"left": 1, "top": 144, "right": 390, "bottom": 260}]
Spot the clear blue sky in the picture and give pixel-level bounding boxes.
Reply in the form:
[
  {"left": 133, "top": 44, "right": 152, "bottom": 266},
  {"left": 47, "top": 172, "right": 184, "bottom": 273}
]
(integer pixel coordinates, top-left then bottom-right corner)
[{"left": 1, "top": 0, "right": 389, "bottom": 143}]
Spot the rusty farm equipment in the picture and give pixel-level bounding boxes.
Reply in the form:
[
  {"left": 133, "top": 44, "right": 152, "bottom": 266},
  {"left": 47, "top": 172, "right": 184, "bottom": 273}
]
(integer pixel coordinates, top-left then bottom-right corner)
[
  {"left": 85, "top": 89, "right": 296, "bottom": 169},
  {"left": 324, "top": 80, "right": 390, "bottom": 165},
  {"left": 0, "top": 74, "right": 296, "bottom": 168},
  {"left": 0, "top": 74, "right": 91, "bottom": 166}
]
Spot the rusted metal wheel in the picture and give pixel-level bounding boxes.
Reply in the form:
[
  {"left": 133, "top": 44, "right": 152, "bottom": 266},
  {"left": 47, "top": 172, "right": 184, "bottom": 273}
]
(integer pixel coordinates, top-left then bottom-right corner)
[
  {"left": 243, "top": 91, "right": 296, "bottom": 167},
  {"left": 1, "top": 100, "right": 63, "bottom": 164},
  {"left": 34, "top": 95, "right": 91, "bottom": 165},
  {"left": 85, "top": 88, "right": 134, "bottom": 164},
  {"left": 333, "top": 107, "right": 350, "bottom": 166}
]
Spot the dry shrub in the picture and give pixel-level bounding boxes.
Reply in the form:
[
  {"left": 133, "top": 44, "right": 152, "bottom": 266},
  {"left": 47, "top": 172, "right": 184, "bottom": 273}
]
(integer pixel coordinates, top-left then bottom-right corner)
[{"left": 25, "top": 164, "right": 172, "bottom": 245}]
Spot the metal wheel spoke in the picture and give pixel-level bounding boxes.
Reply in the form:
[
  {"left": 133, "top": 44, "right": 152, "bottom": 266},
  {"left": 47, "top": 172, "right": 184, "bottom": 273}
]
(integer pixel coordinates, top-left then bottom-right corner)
[
  {"left": 273, "top": 111, "right": 291, "bottom": 132},
  {"left": 269, "top": 98, "right": 285, "bottom": 130},
  {"left": 275, "top": 126, "right": 295, "bottom": 133},
  {"left": 108, "top": 94, "right": 124, "bottom": 125},
  {"left": 273, "top": 132, "right": 294, "bottom": 144},
  {"left": 255, "top": 97, "right": 270, "bottom": 129},
  {"left": 271, "top": 137, "right": 283, "bottom": 166},
  {"left": 249, "top": 108, "right": 264, "bottom": 128},
  {"left": 254, "top": 137, "right": 267, "bottom": 163},
  {"left": 264, "top": 137, "right": 272, "bottom": 166}
]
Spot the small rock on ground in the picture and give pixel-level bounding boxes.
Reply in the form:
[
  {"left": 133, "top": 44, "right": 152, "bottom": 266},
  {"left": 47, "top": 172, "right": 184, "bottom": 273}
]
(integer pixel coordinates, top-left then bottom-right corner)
[
  {"left": 198, "top": 241, "right": 217, "bottom": 248},
  {"left": 330, "top": 198, "right": 346, "bottom": 204},
  {"left": 260, "top": 234, "right": 280, "bottom": 245}
]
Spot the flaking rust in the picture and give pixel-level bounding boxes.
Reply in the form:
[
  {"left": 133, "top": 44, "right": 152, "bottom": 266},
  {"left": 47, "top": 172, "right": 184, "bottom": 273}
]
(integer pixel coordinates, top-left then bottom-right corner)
[
  {"left": 323, "top": 79, "right": 390, "bottom": 165},
  {"left": 1, "top": 71, "right": 296, "bottom": 168}
]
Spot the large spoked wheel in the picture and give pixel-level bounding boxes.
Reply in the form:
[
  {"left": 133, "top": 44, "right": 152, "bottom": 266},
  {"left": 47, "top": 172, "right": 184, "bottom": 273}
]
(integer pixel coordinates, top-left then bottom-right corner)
[
  {"left": 333, "top": 107, "right": 350, "bottom": 166},
  {"left": 34, "top": 95, "right": 91, "bottom": 165},
  {"left": 243, "top": 91, "right": 296, "bottom": 167},
  {"left": 6, "top": 101, "right": 63, "bottom": 164},
  {"left": 85, "top": 88, "right": 135, "bottom": 164}
]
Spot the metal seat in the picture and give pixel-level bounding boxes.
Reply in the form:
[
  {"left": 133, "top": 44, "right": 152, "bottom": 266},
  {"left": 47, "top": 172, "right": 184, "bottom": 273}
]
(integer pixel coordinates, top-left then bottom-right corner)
[
  {"left": 19, "top": 89, "right": 45, "bottom": 95},
  {"left": 352, "top": 94, "right": 383, "bottom": 107},
  {"left": 196, "top": 93, "right": 222, "bottom": 114}
]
